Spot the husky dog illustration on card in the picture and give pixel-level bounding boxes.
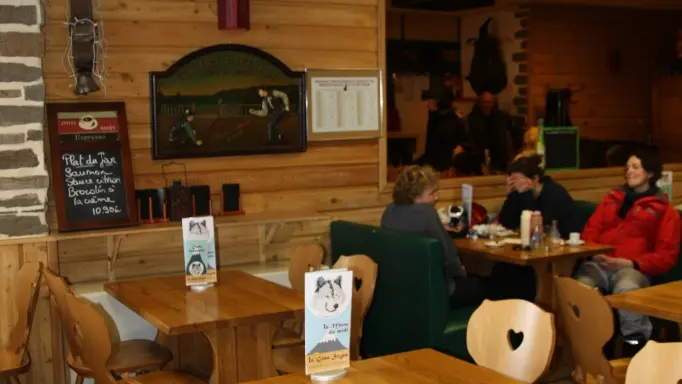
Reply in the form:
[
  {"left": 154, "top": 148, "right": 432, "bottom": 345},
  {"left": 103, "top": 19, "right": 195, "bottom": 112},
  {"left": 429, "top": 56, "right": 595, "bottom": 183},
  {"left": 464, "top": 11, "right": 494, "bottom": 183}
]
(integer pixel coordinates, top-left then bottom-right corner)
[
  {"left": 188, "top": 219, "right": 209, "bottom": 236},
  {"left": 309, "top": 275, "right": 349, "bottom": 318}
]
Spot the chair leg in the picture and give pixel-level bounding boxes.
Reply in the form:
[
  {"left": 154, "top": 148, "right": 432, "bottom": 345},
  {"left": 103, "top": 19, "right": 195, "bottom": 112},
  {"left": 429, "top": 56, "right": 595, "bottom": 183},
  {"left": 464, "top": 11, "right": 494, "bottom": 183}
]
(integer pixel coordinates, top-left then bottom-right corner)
[
  {"left": 75, "top": 375, "right": 85, "bottom": 384},
  {"left": 7, "top": 376, "right": 20, "bottom": 384}
]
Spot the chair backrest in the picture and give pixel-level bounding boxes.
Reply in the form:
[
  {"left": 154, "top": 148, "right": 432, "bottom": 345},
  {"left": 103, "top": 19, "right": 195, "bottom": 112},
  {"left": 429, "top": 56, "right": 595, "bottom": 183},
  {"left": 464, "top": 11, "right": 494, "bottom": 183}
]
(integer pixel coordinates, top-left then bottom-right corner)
[
  {"left": 332, "top": 254, "right": 378, "bottom": 360},
  {"left": 467, "top": 299, "right": 555, "bottom": 382},
  {"left": 6, "top": 261, "right": 43, "bottom": 360},
  {"left": 288, "top": 243, "right": 324, "bottom": 293},
  {"left": 554, "top": 276, "right": 620, "bottom": 384},
  {"left": 625, "top": 340, "right": 682, "bottom": 383},
  {"left": 62, "top": 293, "right": 116, "bottom": 383},
  {"left": 43, "top": 268, "right": 86, "bottom": 365},
  {"left": 329, "top": 220, "right": 449, "bottom": 358}
]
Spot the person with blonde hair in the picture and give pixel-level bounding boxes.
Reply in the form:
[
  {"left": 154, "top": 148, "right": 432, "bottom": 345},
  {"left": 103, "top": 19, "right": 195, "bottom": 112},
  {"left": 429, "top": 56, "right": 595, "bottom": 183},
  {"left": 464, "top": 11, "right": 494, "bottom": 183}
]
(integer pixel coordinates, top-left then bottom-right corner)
[{"left": 381, "top": 165, "right": 490, "bottom": 307}]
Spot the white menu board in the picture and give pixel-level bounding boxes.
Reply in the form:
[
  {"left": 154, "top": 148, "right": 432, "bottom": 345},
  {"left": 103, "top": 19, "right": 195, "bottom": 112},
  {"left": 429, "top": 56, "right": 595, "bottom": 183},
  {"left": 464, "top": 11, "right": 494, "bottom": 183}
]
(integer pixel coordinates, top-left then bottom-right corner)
[{"left": 306, "top": 70, "right": 382, "bottom": 141}]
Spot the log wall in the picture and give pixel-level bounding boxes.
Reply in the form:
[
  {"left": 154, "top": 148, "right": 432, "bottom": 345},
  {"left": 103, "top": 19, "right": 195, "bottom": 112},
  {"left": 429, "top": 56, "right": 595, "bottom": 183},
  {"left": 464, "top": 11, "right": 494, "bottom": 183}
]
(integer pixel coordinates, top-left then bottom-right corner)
[{"left": 528, "top": 4, "right": 681, "bottom": 141}]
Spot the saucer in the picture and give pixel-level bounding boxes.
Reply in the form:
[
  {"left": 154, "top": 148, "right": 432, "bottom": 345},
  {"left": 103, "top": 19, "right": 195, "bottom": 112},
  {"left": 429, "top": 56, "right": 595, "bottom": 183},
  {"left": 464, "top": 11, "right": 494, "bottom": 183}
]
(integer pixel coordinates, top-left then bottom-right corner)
[
  {"left": 484, "top": 241, "right": 505, "bottom": 248},
  {"left": 566, "top": 240, "right": 585, "bottom": 246}
]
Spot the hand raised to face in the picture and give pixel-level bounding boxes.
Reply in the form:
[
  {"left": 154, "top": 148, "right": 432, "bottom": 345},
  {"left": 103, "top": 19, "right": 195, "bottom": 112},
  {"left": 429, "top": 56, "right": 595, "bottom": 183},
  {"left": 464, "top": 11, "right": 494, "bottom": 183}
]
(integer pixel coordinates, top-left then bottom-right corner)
[{"left": 507, "top": 174, "right": 533, "bottom": 193}]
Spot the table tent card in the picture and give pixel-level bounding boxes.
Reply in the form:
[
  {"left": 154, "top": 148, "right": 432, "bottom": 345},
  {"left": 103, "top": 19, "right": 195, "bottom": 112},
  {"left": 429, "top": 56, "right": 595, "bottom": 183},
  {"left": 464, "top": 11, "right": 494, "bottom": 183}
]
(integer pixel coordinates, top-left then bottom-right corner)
[
  {"left": 462, "top": 183, "right": 473, "bottom": 228},
  {"left": 182, "top": 216, "right": 217, "bottom": 288},
  {"left": 305, "top": 268, "right": 352, "bottom": 377},
  {"left": 658, "top": 171, "right": 673, "bottom": 200}
]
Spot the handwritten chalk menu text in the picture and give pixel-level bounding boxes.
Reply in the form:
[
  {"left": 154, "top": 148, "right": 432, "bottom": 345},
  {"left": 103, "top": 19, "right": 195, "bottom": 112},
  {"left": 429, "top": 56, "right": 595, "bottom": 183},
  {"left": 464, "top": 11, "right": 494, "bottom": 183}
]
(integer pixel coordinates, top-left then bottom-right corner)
[
  {"left": 61, "top": 150, "right": 128, "bottom": 222},
  {"left": 48, "top": 102, "right": 138, "bottom": 232}
]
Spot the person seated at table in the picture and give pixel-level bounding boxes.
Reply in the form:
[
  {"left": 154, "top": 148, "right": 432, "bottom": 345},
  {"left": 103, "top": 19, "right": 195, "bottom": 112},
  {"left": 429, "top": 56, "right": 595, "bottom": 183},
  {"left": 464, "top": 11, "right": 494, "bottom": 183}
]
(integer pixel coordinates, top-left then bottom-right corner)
[
  {"left": 492, "top": 154, "right": 581, "bottom": 301},
  {"left": 380, "top": 165, "right": 491, "bottom": 307},
  {"left": 498, "top": 154, "right": 581, "bottom": 237},
  {"left": 576, "top": 150, "right": 681, "bottom": 354}
]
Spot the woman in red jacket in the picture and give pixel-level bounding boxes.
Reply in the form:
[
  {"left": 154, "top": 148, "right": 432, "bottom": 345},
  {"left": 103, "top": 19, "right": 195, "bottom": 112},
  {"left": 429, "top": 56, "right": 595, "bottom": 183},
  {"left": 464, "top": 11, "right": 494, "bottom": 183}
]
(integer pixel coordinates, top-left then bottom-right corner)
[{"left": 576, "top": 150, "right": 681, "bottom": 353}]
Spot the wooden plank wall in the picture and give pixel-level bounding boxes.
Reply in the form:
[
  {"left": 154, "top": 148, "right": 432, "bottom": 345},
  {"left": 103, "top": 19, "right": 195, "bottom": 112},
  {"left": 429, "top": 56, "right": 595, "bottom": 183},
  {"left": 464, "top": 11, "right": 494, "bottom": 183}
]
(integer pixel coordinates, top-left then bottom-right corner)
[
  {"left": 653, "top": 77, "right": 682, "bottom": 163},
  {"left": 0, "top": 239, "right": 63, "bottom": 384},
  {"left": 528, "top": 4, "right": 681, "bottom": 141},
  {"left": 42, "top": 0, "right": 384, "bottom": 279},
  {"left": 43, "top": 0, "right": 382, "bottom": 219}
]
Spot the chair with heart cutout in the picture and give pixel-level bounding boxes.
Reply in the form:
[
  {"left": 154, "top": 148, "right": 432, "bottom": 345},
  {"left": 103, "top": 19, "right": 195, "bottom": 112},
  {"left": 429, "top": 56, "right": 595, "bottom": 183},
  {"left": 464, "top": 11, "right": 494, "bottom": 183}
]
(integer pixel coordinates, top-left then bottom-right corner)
[
  {"left": 466, "top": 299, "right": 556, "bottom": 382},
  {"left": 625, "top": 340, "right": 682, "bottom": 383},
  {"left": 554, "top": 276, "right": 630, "bottom": 384}
]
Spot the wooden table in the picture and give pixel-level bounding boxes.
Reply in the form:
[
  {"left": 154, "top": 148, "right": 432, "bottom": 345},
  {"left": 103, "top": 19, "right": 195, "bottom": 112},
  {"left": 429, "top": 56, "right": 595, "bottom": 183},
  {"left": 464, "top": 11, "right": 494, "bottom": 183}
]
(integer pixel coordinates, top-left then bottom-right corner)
[
  {"left": 608, "top": 280, "right": 682, "bottom": 328},
  {"left": 454, "top": 238, "right": 613, "bottom": 307},
  {"left": 104, "top": 270, "right": 304, "bottom": 384},
  {"left": 239, "top": 348, "right": 523, "bottom": 383},
  {"left": 455, "top": 238, "right": 613, "bottom": 380}
]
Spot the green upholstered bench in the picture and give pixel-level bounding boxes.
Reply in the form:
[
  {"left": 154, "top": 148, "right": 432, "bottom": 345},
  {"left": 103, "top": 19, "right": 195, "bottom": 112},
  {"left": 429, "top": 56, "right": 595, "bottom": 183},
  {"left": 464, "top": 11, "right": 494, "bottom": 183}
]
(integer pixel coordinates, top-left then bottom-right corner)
[{"left": 329, "top": 220, "right": 476, "bottom": 361}]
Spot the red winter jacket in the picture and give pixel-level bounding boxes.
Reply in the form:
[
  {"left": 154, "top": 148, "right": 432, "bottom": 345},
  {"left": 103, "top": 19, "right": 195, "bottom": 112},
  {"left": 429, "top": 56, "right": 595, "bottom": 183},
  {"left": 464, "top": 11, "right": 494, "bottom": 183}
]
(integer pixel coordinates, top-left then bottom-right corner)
[{"left": 582, "top": 187, "right": 681, "bottom": 276}]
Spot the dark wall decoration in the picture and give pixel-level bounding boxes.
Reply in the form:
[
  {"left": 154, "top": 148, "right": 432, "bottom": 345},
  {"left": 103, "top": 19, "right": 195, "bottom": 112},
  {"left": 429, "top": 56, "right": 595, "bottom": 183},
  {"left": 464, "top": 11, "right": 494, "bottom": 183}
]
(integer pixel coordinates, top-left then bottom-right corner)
[
  {"left": 466, "top": 18, "right": 508, "bottom": 96},
  {"left": 149, "top": 44, "right": 306, "bottom": 160}
]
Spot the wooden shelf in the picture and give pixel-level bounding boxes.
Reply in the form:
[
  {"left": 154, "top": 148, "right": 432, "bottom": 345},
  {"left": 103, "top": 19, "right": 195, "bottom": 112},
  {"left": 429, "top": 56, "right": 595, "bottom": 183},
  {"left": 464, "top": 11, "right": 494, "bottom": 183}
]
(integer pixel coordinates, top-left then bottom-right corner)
[
  {"left": 12, "top": 210, "right": 332, "bottom": 283},
  {"left": 53, "top": 210, "right": 329, "bottom": 241}
]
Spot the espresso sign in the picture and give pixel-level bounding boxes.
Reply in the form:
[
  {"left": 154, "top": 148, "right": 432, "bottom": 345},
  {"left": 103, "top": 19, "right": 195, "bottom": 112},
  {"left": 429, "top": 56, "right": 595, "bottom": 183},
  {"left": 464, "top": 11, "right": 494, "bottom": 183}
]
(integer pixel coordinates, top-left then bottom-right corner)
[
  {"left": 57, "top": 110, "right": 120, "bottom": 143},
  {"left": 47, "top": 102, "right": 138, "bottom": 232}
]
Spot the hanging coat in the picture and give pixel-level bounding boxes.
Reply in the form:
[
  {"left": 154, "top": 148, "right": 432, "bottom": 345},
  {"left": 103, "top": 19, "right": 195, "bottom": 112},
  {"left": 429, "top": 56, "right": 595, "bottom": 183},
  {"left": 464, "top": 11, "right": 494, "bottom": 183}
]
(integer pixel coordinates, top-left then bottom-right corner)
[{"left": 466, "top": 18, "right": 508, "bottom": 96}]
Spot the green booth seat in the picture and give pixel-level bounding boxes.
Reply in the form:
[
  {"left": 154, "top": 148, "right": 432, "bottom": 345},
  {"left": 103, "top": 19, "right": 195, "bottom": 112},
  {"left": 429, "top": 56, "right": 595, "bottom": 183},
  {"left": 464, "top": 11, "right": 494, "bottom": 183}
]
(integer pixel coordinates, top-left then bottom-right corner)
[{"left": 329, "top": 220, "right": 477, "bottom": 362}]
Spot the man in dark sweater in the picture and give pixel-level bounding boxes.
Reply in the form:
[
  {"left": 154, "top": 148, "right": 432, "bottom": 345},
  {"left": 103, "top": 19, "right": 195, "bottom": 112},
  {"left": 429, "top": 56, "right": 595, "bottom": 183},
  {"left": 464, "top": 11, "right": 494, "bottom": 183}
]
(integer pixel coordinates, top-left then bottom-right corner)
[
  {"left": 492, "top": 155, "right": 581, "bottom": 301},
  {"left": 466, "top": 92, "right": 521, "bottom": 173},
  {"left": 497, "top": 155, "right": 581, "bottom": 238}
]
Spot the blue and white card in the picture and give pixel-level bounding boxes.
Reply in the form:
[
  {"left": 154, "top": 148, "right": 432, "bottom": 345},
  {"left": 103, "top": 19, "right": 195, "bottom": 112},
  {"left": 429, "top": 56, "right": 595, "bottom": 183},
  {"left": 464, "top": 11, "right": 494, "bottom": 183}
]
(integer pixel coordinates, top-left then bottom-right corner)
[
  {"left": 182, "top": 216, "right": 217, "bottom": 286},
  {"left": 304, "top": 268, "right": 352, "bottom": 375}
]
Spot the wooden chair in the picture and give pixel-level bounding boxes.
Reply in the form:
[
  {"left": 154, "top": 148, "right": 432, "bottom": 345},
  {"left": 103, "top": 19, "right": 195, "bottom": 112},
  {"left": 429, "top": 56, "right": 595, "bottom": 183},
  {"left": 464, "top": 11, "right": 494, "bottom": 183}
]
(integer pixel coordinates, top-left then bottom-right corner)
[
  {"left": 272, "top": 254, "right": 378, "bottom": 373},
  {"left": 625, "top": 340, "right": 682, "bottom": 383},
  {"left": 61, "top": 291, "right": 205, "bottom": 383},
  {"left": 0, "top": 261, "right": 43, "bottom": 384},
  {"left": 43, "top": 269, "right": 173, "bottom": 383},
  {"left": 554, "top": 277, "right": 630, "bottom": 384},
  {"left": 466, "top": 299, "right": 556, "bottom": 383},
  {"left": 272, "top": 243, "right": 325, "bottom": 349}
]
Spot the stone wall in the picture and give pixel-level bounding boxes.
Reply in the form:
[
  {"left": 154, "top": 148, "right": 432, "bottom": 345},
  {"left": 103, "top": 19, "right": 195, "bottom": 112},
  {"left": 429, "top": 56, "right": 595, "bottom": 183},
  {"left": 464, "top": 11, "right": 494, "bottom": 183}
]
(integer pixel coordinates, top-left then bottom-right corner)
[
  {"left": 0, "top": 0, "right": 49, "bottom": 238},
  {"left": 512, "top": 5, "right": 529, "bottom": 117}
]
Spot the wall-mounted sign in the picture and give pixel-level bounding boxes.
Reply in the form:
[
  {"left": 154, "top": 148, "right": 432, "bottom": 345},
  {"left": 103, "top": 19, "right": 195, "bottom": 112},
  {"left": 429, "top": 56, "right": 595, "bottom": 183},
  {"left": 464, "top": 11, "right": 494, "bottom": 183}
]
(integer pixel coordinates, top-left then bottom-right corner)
[
  {"left": 47, "top": 102, "right": 138, "bottom": 232},
  {"left": 150, "top": 44, "right": 307, "bottom": 159},
  {"left": 305, "top": 69, "right": 382, "bottom": 141}
]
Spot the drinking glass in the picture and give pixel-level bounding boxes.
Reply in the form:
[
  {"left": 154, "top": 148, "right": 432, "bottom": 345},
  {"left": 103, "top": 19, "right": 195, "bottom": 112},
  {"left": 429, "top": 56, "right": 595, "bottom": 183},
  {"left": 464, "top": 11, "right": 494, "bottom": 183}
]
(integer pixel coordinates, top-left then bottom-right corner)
[{"left": 488, "top": 225, "right": 497, "bottom": 243}]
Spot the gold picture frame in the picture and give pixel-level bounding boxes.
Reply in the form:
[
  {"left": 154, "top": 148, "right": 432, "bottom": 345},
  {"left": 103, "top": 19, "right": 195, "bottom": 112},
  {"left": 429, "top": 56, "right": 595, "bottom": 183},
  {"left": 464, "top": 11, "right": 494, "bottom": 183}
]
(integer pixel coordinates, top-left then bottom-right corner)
[{"left": 305, "top": 69, "right": 383, "bottom": 141}]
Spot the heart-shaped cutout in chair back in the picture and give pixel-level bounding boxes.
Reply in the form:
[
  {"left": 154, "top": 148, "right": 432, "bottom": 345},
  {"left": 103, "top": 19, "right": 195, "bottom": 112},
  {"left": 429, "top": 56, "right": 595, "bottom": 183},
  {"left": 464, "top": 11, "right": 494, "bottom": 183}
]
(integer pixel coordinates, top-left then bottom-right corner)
[
  {"left": 570, "top": 302, "right": 581, "bottom": 318},
  {"left": 507, "top": 329, "right": 524, "bottom": 351}
]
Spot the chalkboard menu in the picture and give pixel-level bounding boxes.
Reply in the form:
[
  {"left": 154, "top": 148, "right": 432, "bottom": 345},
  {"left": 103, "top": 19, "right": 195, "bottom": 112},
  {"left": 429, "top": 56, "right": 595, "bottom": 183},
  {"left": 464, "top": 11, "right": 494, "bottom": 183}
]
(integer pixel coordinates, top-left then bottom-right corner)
[
  {"left": 47, "top": 102, "right": 138, "bottom": 232},
  {"left": 544, "top": 126, "right": 580, "bottom": 171}
]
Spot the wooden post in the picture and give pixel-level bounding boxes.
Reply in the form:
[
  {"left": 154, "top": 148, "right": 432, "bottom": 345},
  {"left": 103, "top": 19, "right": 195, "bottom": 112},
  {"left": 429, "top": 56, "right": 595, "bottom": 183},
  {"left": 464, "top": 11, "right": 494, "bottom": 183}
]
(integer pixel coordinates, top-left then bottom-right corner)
[{"left": 217, "top": 0, "right": 250, "bottom": 30}]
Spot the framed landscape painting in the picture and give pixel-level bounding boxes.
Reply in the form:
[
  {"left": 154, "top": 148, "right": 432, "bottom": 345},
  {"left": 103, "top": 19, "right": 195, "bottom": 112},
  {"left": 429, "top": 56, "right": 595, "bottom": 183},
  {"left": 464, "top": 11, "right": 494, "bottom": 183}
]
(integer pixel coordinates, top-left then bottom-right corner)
[{"left": 149, "top": 44, "right": 307, "bottom": 159}]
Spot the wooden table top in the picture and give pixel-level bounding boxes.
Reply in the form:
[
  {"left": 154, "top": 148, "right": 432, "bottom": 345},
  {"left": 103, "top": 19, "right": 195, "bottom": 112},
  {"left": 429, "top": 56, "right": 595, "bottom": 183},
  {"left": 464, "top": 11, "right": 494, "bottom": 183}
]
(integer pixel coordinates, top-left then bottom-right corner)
[
  {"left": 239, "top": 349, "right": 522, "bottom": 384},
  {"left": 607, "top": 280, "right": 682, "bottom": 322},
  {"left": 454, "top": 238, "right": 613, "bottom": 265},
  {"left": 104, "top": 270, "right": 304, "bottom": 335}
]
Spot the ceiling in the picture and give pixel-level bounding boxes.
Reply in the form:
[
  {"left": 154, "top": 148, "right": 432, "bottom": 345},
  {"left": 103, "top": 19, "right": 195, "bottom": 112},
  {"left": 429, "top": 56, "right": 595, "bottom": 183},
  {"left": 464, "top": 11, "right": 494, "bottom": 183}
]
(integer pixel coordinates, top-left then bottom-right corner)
[{"left": 390, "top": 0, "right": 495, "bottom": 11}]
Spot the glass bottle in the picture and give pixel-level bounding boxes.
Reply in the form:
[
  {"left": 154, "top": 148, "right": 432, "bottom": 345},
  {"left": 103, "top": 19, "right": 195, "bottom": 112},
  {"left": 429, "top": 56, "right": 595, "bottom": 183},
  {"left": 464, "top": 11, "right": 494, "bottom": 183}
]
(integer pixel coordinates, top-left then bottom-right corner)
[
  {"left": 530, "top": 223, "right": 542, "bottom": 250},
  {"left": 550, "top": 220, "right": 562, "bottom": 247}
]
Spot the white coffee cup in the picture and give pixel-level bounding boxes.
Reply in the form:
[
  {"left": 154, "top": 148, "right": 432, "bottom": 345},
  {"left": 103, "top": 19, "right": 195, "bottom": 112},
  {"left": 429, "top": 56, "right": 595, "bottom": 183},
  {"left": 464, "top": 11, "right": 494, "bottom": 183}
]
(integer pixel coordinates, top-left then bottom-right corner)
[{"left": 568, "top": 232, "right": 581, "bottom": 244}]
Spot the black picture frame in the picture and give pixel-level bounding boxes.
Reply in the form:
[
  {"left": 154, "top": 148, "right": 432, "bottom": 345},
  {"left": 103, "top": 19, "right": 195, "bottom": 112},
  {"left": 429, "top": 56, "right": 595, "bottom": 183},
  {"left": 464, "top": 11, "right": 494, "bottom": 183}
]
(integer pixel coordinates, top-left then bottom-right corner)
[{"left": 149, "top": 44, "right": 307, "bottom": 160}]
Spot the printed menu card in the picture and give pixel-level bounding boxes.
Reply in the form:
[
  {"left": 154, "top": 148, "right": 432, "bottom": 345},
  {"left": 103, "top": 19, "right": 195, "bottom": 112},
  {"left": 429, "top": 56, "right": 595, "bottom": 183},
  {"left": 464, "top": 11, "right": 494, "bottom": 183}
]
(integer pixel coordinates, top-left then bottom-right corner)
[
  {"left": 304, "top": 268, "right": 352, "bottom": 375},
  {"left": 182, "top": 216, "right": 217, "bottom": 287}
]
